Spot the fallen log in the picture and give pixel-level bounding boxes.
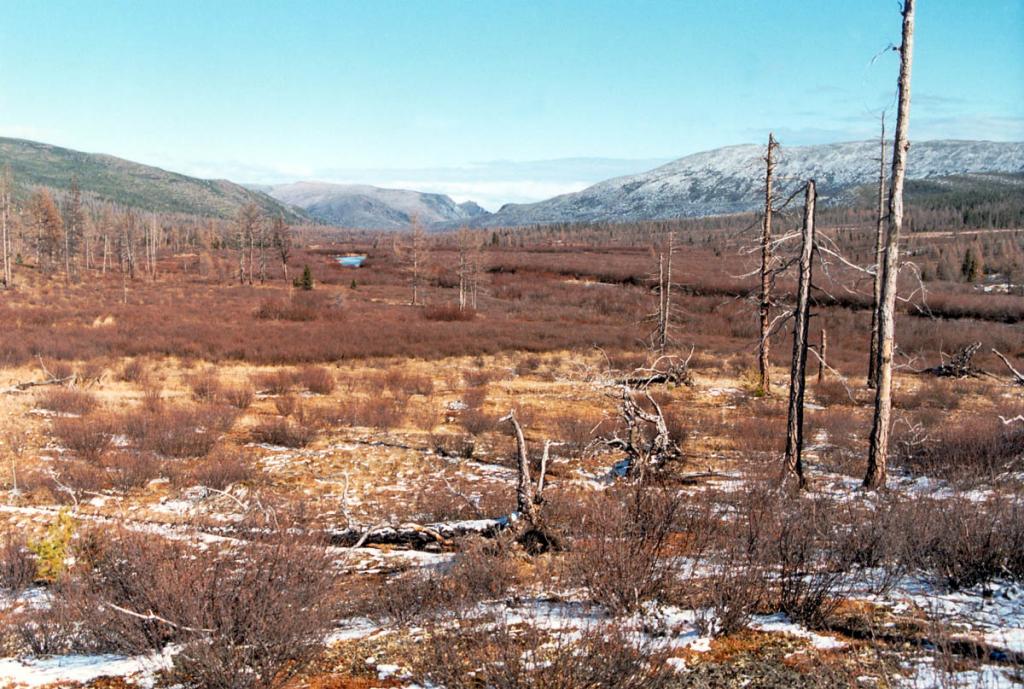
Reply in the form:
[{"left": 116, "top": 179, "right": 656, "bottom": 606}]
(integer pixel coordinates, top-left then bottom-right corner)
[
  {"left": 327, "top": 517, "right": 507, "bottom": 548},
  {"left": 0, "top": 374, "right": 76, "bottom": 394}
]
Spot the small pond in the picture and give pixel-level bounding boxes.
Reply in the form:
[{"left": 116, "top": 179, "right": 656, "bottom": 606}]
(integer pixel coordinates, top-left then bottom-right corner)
[{"left": 336, "top": 255, "right": 367, "bottom": 268}]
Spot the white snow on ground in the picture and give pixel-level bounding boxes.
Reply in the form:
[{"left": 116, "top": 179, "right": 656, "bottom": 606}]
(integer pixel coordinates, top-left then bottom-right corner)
[
  {"left": 749, "top": 613, "right": 847, "bottom": 650},
  {"left": 0, "top": 646, "right": 175, "bottom": 688},
  {"left": 898, "top": 657, "right": 1023, "bottom": 689}
]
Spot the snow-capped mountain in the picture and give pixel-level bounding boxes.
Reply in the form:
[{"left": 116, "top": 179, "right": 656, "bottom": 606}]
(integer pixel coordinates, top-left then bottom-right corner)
[
  {"left": 262, "top": 181, "right": 490, "bottom": 230},
  {"left": 475, "top": 140, "right": 1024, "bottom": 227}
]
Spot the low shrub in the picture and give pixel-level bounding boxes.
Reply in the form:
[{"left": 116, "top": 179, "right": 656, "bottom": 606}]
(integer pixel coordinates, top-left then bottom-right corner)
[
  {"left": 52, "top": 416, "right": 115, "bottom": 461},
  {"left": 296, "top": 365, "right": 335, "bottom": 394},
  {"left": 222, "top": 384, "right": 255, "bottom": 409},
  {"left": 251, "top": 417, "right": 316, "bottom": 448},
  {"left": 122, "top": 404, "right": 237, "bottom": 458},
  {"left": 0, "top": 530, "right": 36, "bottom": 591},
  {"left": 37, "top": 529, "right": 341, "bottom": 689},
  {"left": 564, "top": 485, "right": 682, "bottom": 615},
  {"left": 422, "top": 304, "right": 476, "bottom": 321},
  {"left": 35, "top": 388, "right": 97, "bottom": 415}
]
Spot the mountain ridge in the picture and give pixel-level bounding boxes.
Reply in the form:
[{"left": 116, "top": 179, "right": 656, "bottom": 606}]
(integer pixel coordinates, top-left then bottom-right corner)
[
  {"left": 471, "top": 139, "right": 1024, "bottom": 227},
  {"left": 0, "top": 137, "right": 307, "bottom": 222}
]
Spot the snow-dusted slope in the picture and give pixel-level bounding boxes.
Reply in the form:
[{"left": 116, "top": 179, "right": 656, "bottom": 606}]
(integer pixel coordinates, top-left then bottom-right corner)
[
  {"left": 477, "top": 140, "right": 1024, "bottom": 227},
  {"left": 265, "top": 181, "right": 490, "bottom": 230}
]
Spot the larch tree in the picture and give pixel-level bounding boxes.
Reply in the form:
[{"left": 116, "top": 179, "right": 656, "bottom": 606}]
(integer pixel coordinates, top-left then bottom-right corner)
[
  {"left": 29, "top": 189, "right": 63, "bottom": 275},
  {"left": 270, "top": 214, "right": 292, "bottom": 283},
  {"left": 865, "top": 0, "right": 915, "bottom": 490},
  {"left": 62, "top": 175, "right": 84, "bottom": 283}
]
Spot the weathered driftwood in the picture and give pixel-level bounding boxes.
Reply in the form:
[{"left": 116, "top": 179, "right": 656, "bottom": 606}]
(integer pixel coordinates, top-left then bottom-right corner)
[{"left": 925, "top": 342, "right": 982, "bottom": 378}]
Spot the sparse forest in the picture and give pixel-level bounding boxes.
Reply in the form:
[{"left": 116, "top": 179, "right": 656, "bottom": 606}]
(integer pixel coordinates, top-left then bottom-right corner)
[{"left": 2, "top": 2, "right": 1024, "bottom": 689}]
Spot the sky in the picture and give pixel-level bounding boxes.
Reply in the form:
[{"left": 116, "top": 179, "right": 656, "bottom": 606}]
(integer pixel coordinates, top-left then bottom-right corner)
[{"left": 1, "top": 0, "right": 1022, "bottom": 209}]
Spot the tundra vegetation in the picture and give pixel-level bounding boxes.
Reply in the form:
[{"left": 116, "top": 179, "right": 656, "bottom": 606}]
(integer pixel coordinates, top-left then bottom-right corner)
[{"left": 3, "top": 10, "right": 1024, "bottom": 689}]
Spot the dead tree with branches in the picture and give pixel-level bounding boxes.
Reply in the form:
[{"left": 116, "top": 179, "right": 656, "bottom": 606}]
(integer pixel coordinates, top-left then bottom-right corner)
[
  {"left": 758, "top": 133, "right": 779, "bottom": 394},
  {"left": 604, "top": 384, "right": 678, "bottom": 482},
  {"left": 783, "top": 181, "right": 816, "bottom": 489},
  {"left": 866, "top": 0, "right": 915, "bottom": 490}
]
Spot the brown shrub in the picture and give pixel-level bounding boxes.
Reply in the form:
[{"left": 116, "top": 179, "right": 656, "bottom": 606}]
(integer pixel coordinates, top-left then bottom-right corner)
[
  {"left": 564, "top": 486, "right": 683, "bottom": 615},
  {"left": 52, "top": 416, "right": 115, "bottom": 461},
  {"left": 252, "top": 369, "right": 294, "bottom": 395},
  {"left": 102, "top": 451, "right": 164, "bottom": 493},
  {"left": 119, "top": 358, "right": 149, "bottom": 383},
  {"left": 554, "top": 411, "right": 604, "bottom": 456},
  {"left": 416, "top": 618, "right": 674, "bottom": 689},
  {"left": 37, "top": 529, "right": 340, "bottom": 689},
  {"left": 122, "top": 404, "right": 237, "bottom": 458},
  {"left": 347, "top": 396, "right": 404, "bottom": 431},
  {"left": 187, "top": 369, "right": 222, "bottom": 402},
  {"left": 35, "top": 388, "right": 97, "bottom": 415},
  {"left": 251, "top": 417, "right": 316, "bottom": 448},
  {"left": 458, "top": 407, "right": 493, "bottom": 436},
  {"left": 274, "top": 394, "right": 298, "bottom": 417},
  {"left": 222, "top": 384, "right": 255, "bottom": 409},
  {"left": 1, "top": 530, "right": 36, "bottom": 591},
  {"left": 296, "top": 365, "right": 335, "bottom": 394},
  {"left": 422, "top": 303, "right": 476, "bottom": 321},
  {"left": 181, "top": 450, "right": 256, "bottom": 490},
  {"left": 896, "top": 416, "right": 1024, "bottom": 484}
]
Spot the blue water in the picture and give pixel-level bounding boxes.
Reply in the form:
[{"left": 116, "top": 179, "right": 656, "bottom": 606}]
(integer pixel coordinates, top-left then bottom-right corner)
[{"left": 336, "top": 255, "right": 367, "bottom": 268}]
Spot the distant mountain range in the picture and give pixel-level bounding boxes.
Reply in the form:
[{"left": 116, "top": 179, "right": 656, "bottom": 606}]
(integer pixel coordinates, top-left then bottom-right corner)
[
  {"left": 2, "top": 136, "right": 1022, "bottom": 229},
  {"left": 0, "top": 137, "right": 306, "bottom": 222},
  {"left": 472, "top": 140, "right": 1024, "bottom": 227},
  {"left": 257, "top": 181, "right": 488, "bottom": 230}
]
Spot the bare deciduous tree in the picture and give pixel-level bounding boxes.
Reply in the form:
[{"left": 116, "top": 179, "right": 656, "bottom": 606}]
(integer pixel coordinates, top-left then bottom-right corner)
[
  {"left": 758, "top": 133, "right": 779, "bottom": 394},
  {"left": 270, "top": 214, "right": 292, "bottom": 283},
  {"left": 409, "top": 215, "right": 425, "bottom": 306},
  {"left": 867, "top": 113, "right": 888, "bottom": 388},
  {"left": 784, "top": 180, "right": 816, "bottom": 489},
  {"left": 866, "top": 0, "right": 915, "bottom": 490},
  {"left": 1, "top": 164, "right": 12, "bottom": 288}
]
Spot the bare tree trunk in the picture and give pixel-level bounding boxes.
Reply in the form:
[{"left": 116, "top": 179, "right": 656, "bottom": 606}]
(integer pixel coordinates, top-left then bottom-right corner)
[
  {"left": 866, "top": 0, "right": 915, "bottom": 490},
  {"left": 818, "top": 328, "right": 827, "bottom": 383},
  {"left": 784, "top": 180, "right": 816, "bottom": 488},
  {"left": 1, "top": 166, "right": 11, "bottom": 289},
  {"left": 867, "top": 113, "right": 887, "bottom": 388},
  {"left": 758, "top": 133, "right": 778, "bottom": 394},
  {"left": 501, "top": 410, "right": 538, "bottom": 525},
  {"left": 657, "top": 230, "right": 674, "bottom": 352}
]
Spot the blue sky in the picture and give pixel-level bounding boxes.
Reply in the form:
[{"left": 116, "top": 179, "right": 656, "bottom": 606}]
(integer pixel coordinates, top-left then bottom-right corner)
[{"left": 1, "top": 0, "right": 1022, "bottom": 208}]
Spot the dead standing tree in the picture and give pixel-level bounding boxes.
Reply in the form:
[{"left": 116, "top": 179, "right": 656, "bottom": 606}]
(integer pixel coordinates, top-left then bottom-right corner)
[
  {"left": 867, "top": 113, "right": 888, "bottom": 388},
  {"left": 499, "top": 410, "right": 561, "bottom": 551},
  {"left": 758, "top": 133, "right": 779, "bottom": 394},
  {"left": 654, "top": 230, "right": 675, "bottom": 353},
  {"left": 1, "top": 164, "right": 12, "bottom": 288},
  {"left": 409, "top": 216, "right": 425, "bottom": 306},
  {"left": 783, "top": 181, "right": 816, "bottom": 489},
  {"left": 866, "top": 0, "right": 915, "bottom": 490}
]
